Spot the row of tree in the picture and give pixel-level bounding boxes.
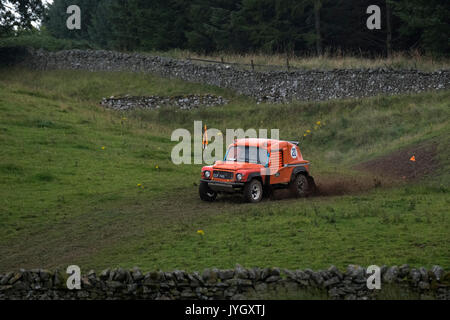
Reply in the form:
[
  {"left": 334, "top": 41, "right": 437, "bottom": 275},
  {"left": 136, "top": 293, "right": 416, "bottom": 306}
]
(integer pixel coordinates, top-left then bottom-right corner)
[
  {"left": 1, "top": 0, "right": 44, "bottom": 36},
  {"left": 1, "top": 0, "right": 448, "bottom": 56}
]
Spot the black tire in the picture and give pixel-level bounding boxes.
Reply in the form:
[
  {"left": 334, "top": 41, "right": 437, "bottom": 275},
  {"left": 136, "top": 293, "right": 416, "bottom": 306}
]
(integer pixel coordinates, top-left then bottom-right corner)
[
  {"left": 199, "top": 181, "right": 217, "bottom": 202},
  {"left": 289, "top": 174, "right": 309, "bottom": 198},
  {"left": 244, "top": 179, "right": 263, "bottom": 203}
]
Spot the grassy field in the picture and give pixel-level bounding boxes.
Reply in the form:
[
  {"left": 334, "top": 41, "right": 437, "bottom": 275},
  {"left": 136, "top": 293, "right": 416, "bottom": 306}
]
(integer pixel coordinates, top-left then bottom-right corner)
[{"left": 0, "top": 68, "right": 449, "bottom": 274}]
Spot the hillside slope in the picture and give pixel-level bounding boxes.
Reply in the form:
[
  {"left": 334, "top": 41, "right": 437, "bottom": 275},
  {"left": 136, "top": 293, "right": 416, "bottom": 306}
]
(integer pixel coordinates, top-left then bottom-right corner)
[{"left": 0, "top": 68, "right": 448, "bottom": 272}]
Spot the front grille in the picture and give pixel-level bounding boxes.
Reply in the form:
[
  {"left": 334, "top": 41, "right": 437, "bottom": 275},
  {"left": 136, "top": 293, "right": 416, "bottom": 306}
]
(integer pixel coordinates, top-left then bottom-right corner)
[{"left": 213, "top": 170, "right": 234, "bottom": 180}]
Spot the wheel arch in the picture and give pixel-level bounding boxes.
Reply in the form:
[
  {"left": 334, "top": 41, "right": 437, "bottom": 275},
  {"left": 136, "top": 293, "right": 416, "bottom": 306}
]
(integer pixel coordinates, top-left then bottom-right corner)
[
  {"left": 290, "top": 166, "right": 309, "bottom": 181},
  {"left": 247, "top": 172, "right": 263, "bottom": 184}
]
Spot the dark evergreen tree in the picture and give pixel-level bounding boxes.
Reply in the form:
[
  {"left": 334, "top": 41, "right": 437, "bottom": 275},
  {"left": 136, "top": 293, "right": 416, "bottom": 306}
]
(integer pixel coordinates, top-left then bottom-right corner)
[
  {"left": 392, "top": 0, "right": 449, "bottom": 55},
  {"left": 88, "top": 0, "right": 113, "bottom": 48},
  {"left": 39, "top": 0, "right": 449, "bottom": 56},
  {"left": 1, "top": 0, "right": 44, "bottom": 36}
]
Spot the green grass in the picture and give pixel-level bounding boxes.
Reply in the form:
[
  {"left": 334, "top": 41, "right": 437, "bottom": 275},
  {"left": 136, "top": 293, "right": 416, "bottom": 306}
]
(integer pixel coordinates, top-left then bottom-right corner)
[
  {"left": 85, "top": 187, "right": 450, "bottom": 271},
  {"left": 0, "top": 68, "right": 449, "bottom": 275},
  {"left": 146, "top": 48, "right": 450, "bottom": 72}
]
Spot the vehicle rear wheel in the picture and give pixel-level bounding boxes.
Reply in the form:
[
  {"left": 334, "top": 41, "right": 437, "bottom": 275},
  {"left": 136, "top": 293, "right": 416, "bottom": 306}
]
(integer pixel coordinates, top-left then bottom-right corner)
[
  {"left": 244, "top": 179, "right": 263, "bottom": 203},
  {"left": 289, "top": 174, "right": 309, "bottom": 198},
  {"left": 199, "top": 181, "right": 217, "bottom": 202}
]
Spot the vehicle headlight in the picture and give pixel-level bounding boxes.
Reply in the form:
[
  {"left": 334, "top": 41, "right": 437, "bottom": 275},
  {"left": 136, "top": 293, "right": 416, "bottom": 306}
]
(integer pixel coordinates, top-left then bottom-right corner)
[
  {"left": 236, "top": 173, "right": 243, "bottom": 181},
  {"left": 204, "top": 170, "right": 211, "bottom": 179}
]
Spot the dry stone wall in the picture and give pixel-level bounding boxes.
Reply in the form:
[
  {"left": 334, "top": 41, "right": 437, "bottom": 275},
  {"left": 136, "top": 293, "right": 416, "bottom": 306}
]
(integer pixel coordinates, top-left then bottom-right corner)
[
  {"left": 21, "top": 49, "right": 450, "bottom": 103},
  {"left": 100, "top": 94, "right": 229, "bottom": 111},
  {"left": 1, "top": 265, "right": 448, "bottom": 300}
]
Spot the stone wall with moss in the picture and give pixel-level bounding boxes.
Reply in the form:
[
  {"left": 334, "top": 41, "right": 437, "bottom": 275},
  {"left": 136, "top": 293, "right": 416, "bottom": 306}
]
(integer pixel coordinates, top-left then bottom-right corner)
[
  {"left": 20, "top": 49, "right": 450, "bottom": 104},
  {"left": 0, "top": 265, "right": 448, "bottom": 300}
]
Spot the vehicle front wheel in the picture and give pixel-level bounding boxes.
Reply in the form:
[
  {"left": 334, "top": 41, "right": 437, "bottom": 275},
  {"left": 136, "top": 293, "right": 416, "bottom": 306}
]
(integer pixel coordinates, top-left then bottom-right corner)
[
  {"left": 199, "top": 181, "right": 217, "bottom": 202},
  {"left": 289, "top": 174, "right": 309, "bottom": 198},
  {"left": 244, "top": 179, "right": 263, "bottom": 203}
]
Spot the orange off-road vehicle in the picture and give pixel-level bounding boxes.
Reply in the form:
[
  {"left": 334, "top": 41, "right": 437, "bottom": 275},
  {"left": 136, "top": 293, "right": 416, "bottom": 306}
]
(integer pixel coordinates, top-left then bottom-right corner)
[{"left": 199, "top": 138, "right": 316, "bottom": 203}]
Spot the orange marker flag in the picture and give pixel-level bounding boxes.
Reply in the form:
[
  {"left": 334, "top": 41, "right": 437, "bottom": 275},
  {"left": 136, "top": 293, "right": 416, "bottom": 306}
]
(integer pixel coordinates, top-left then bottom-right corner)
[
  {"left": 410, "top": 155, "right": 416, "bottom": 162},
  {"left": 202, "top": 124, "right": 208, "bottom": 150}
]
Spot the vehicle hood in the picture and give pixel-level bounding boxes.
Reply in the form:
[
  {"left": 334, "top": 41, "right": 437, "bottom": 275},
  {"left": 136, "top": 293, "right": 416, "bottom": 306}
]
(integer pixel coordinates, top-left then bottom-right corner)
[{"left": 212, "top": 161, "right": 264, "bottom": 171}]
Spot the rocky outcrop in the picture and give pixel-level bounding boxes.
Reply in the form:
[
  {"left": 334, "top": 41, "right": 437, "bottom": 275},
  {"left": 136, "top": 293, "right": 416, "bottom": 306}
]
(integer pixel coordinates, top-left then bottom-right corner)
[
  {"left": 21, "top": 49, "right": 450, "bottom": 103},
  {"left": 0, "top": 265, "right": 448, "bottom": 300}
]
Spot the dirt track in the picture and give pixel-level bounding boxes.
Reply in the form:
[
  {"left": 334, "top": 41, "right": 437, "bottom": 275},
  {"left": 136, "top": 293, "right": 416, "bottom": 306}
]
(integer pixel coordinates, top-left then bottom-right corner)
[
  {"left": 299, "top": 141, "right": 440, "bottom": 198},
  {"left": 353, "top": 142, "right": 439, "bottom": 181}
]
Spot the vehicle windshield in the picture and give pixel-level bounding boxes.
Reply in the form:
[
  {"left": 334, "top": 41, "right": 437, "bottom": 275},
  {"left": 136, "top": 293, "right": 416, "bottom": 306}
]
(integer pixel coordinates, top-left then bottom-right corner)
[{"left": 225, "top": 146, "right": 269, "bottom": 166}]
